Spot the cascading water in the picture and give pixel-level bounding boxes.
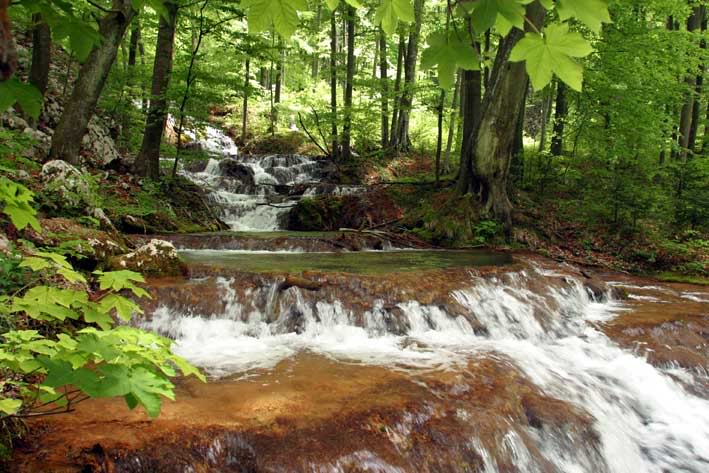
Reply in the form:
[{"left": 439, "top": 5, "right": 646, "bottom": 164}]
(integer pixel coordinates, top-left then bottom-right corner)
[
  {"left": 175, "top": 126, "right": 349, "bottom": 231},
  {"left": 140, "top": 263, "right": 709, "bottom": 473}
]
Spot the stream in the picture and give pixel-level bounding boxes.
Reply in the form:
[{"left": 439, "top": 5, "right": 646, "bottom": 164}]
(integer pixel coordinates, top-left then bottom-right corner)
[{"left": 13, "top": 130, "right": 709, "bottom": 473}]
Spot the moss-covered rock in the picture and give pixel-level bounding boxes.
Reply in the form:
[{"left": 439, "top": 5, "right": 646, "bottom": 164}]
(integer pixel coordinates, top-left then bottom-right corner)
[{"left": 108, "top": 239, "right": 185, "bottom": 276}]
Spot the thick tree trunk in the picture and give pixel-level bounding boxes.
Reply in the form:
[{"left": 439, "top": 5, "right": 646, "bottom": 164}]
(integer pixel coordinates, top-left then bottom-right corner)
[
  {"left": 550, "top": 81, "right": 567, "bottom": 156},
  {"left": 393, "top": 0, "right": 423, "bottom": 152},
  {"left": 29, "top": 13, "right": 50, "bottom": 96},
  {"left": 389, "top": 33, "right": 405, "bottom": 146},
  {"left": 49, "top": 0, "right": 136, "bottom": 165},
  {"left": 456, "top": 68, "right": 482, "bottom": 194},
  {"left": 134, "top": 2, "right": 178, "bottom": 179},
  {"left": 443, "top": 71, "right": 462, "bottom": 174},
  {"left": 330, "top": 10, "right": 339, "bottom": 161},
  {"left": 242, "top": 59, "right": 250, "bottom": 143},
  {"left": 341, "top": 4, "right": 356, "bottom": 161},
  {"left": 379, "top": 27, "right": 389, "bottom": 149},
  {"left": 471, "top": 1, "right": 546, "bottom": 232}
]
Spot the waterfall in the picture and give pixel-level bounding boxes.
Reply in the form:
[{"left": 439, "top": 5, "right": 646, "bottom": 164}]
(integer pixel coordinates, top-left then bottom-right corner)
[{"left": 141, "top": 265, "right": 709, "bottom": 472}]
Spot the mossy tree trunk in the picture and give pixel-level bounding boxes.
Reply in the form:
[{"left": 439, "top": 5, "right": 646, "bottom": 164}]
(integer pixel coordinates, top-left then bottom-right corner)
[
  {"left": 464, "top": 1, "right": 546, "bottom": 233},
  {"left": 49, "top": 0, "right": 136, "bottom": 165}
]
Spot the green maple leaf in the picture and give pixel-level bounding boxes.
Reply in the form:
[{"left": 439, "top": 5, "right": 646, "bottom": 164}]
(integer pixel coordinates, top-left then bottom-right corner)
[
  {"left": 510, "top": 22, "right": 594, "bottom": 91},
  {"left": 557, "top": 0, "right": 611, "bottom": 33},
  {"left": 375, "top": 0, "right": 415, "bottom": 35},
  {"left": 470, "top": 0, "right": 526, "bottom": 35},
  {"left": 421, "top": 32, "right": 480, "bottom": 90},
  {"left": 241, "top": 0, "right": 308, "bottom": 38},
  {"left": 0, "top": 398, "right": 22, "bottom": 415},
  {"left": 99, "top": 294, "right": 142, "bottom": 321}
]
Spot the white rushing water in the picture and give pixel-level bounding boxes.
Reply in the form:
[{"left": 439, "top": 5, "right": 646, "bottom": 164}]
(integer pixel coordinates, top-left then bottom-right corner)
[{"left": 143, "top": 269, "right": 709, "bottom": 473}]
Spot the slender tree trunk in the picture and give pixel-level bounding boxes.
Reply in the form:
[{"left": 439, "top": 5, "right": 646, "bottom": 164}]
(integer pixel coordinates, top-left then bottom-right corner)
[
  {"left": 435, "top": 90, "right": 445, "bottom": 184},
  {"left": 389, "top": 33, "right": 405, "bottom": 146},
  {"left": 50, "top": 0, "right": 136, "bottom": 165},
  {"left": 120, "top": 20, "right": 140, "bottom": 146},
  {"left": 342, "top": 4, "right": 356, "bottom": 162},
  {"left": 134, "top": 1, "right": 178, "bottom": 179},
  {"left": 393, "top": 0, "right": 423, "bottom": 152},
  {"left": 312, "top": 4, "right": 322, "bottom": 80},
  {"left": 510, "top": 87, "right": 528, "bottom": 183},
  {"left": 171, "top": 0, "right": 209, "bottom": 179},
  {"left": 29, "top": 13, "right": 50, "bottom": 96},
  {"left": 538, "top": 85, "right": 553, "bottom": 152},
  {"left": 443, "top": 71, "right": 462, "bottom": 173},
  {"left": 678, "top": 6, "right": 702, "bottom": 161},
  {"left": 274, "top": 41, "right": 283, "bottom": 124},
  {"left": 330, "top": 9, "right": 339, "bottom": 161},
  {"left": 470, "top": 1, "right": 546, "bottom": 232},
  {"left": 688, "top": 6, "right": 706, "bottom": 152},
  {"left": 242, "top": 58, "right": 250, "bottom": 144},
  {"left": 379, "top": 27, "right": 389, "bottom": 149},
  {"left": 550, "top": 81, "right": 567, "bottom": 156}
]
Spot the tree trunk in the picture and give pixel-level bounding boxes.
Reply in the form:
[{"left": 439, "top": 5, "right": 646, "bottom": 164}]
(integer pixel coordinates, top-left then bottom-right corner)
[
  {"left": 330, "top": 9, "right": 339, "bottom": 161},
  {"left": 312, "top": 4, "right": 322, "bottom": 80},
  {"left": 0, "top": 0, "right": 17, "bottom": 80},
  {"left": 550, "top": 81, "right": 567, "bottom": 156},
  {"left": 678, "top": 6, "right": 702, "bottom": 161},
  {"left": 471, "top": 1, "right": 546, "bottom": 232},
  {"left": 120, "top": 20, "right": 140, "bottom": 146},
  {"left": 510, "top": 87, "right": 528, "bottom": 183},
  {"left": 435, "top": 90, "right": 445, "bottom": 184},
  {"left": 393, "top": 0, "right": 423, "bottom": 152},
  {"left": 456, "top": 68, "right": 482, "bottom": 194},
  {"left": 379, "top": 27, "right": 389, "bottom": 149},
  {"left": 49, "top": 0, "right": 136, "bottom": 165},
  {"left": 341, "top": 4, "right": 356, "bottom": 161},
  {"left": 29, "top": 13, "right": 50, "bottom": 96},
  {"left": 688, "top": 6, "right": 706, "bottom": 152},
  {"left": 538, "top": 85, "right": 553, "bottom": 152},
  {"left": 242, "top": 58, "right": 250, "bottom": 144},
  {"left": 389, "top": 33, "right": 405, "bottom": 146},
  {"left": 443, "top": 71, "right": 462, "bottom": 173},
  {"left": 134, "top": 1, "right": 178, "bottom": 179}
]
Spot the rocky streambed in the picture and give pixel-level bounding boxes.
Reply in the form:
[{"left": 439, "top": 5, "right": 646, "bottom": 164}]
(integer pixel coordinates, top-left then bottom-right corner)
[{"left": 11, "top": 247, "right": 709, "bottom": 473}]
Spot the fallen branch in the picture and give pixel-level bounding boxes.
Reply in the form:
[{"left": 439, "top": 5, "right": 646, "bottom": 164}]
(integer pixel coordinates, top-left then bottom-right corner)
[{"left": 298, "top": 112, "right": 331, "bottom": 158}]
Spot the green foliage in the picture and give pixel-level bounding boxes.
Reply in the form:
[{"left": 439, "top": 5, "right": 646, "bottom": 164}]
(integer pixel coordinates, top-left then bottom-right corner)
[
  {"left": 0, "top": 79, "right": 43, "bottom": 119},
  {"left": 0, "top": 178, "right": 204, "bottom": 423},
  {"left": 375, "top": 0, "right": 415, "bottom": 35},
  {"left": 510, "top": 22, "right": 595, "bottom": 91},
  {"left": 421, "top": 32, "right": 480, "bottom": 90},
  {"left": 0, "top": 177, "right": 40, "bottom": 232}
]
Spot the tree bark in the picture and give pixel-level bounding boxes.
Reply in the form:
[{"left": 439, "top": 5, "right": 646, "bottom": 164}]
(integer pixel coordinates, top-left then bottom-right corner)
[
  {"left": 0, "top": 0, "right": 16, "bottom": 80},
  {"left": 341, "top": 4, "right": 356, "bottom": 161},
  {"left": 242, "top": 58, "right": 250, "bottom": 144},
  {"left": 49, "top": 0, "right": 136, "bottom": 165},
  {"left": 470, "top": 1, "right": 546, "bottom": 232},
  {"left": 678, "top": 6, "right": 702, "bottom": 160},
  {"left": 538, "top": 85, "right": 553, "bottom": 152},
  {"left": 688, "top": 6, "right": 706, "bottom": 152},
  {"left": 435, "top": 90, "right": 445, "bottom": 184},
  {"left": 550, "top": 81, "right": 567, "bottom": 156},
  {"left": 389, "top": 32, "right": 405, "bottom": 146},
  {"left": 456, "top": 68, "right": 482, "bottom": 194},
  {"left": 379, "top": 27, "right": 389, "bottom": 149},
  {"left": 443, "top": 71, "right": 462, "bottom": 173},
  {"left": 393, "top": 0, "right": 423, "bottom": 152},
  {"left": 134, "top": 1, "right": 178, "bottom": 179},
  {"left": 330, "top": 9, "right": 339, "bottom": 161},
  {"left": 29, "top": 13, "right": 50, "bottom": 96},
  {"left": 120, "top": 20, "right": 140, "bottom": 146}
]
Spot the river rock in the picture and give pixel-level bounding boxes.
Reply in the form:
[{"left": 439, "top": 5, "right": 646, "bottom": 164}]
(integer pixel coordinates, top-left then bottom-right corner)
[
  {"left": 82, "top": 117, "right": 121, "bottom": 167},
  {"left": 41, "top": 160, "right": 93, "bottom": 209},
  {"left": 219, "top": 159, "right": 256, "bottom": 187},
  {"left": 185, "top": 159, "right": 209, "bottom": 173},
  {"left": 109, "top": 239, "right": 185, "bottom": 276},
  {"left": 0, "top": 232, "right": 11, "bottom": 255}
]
